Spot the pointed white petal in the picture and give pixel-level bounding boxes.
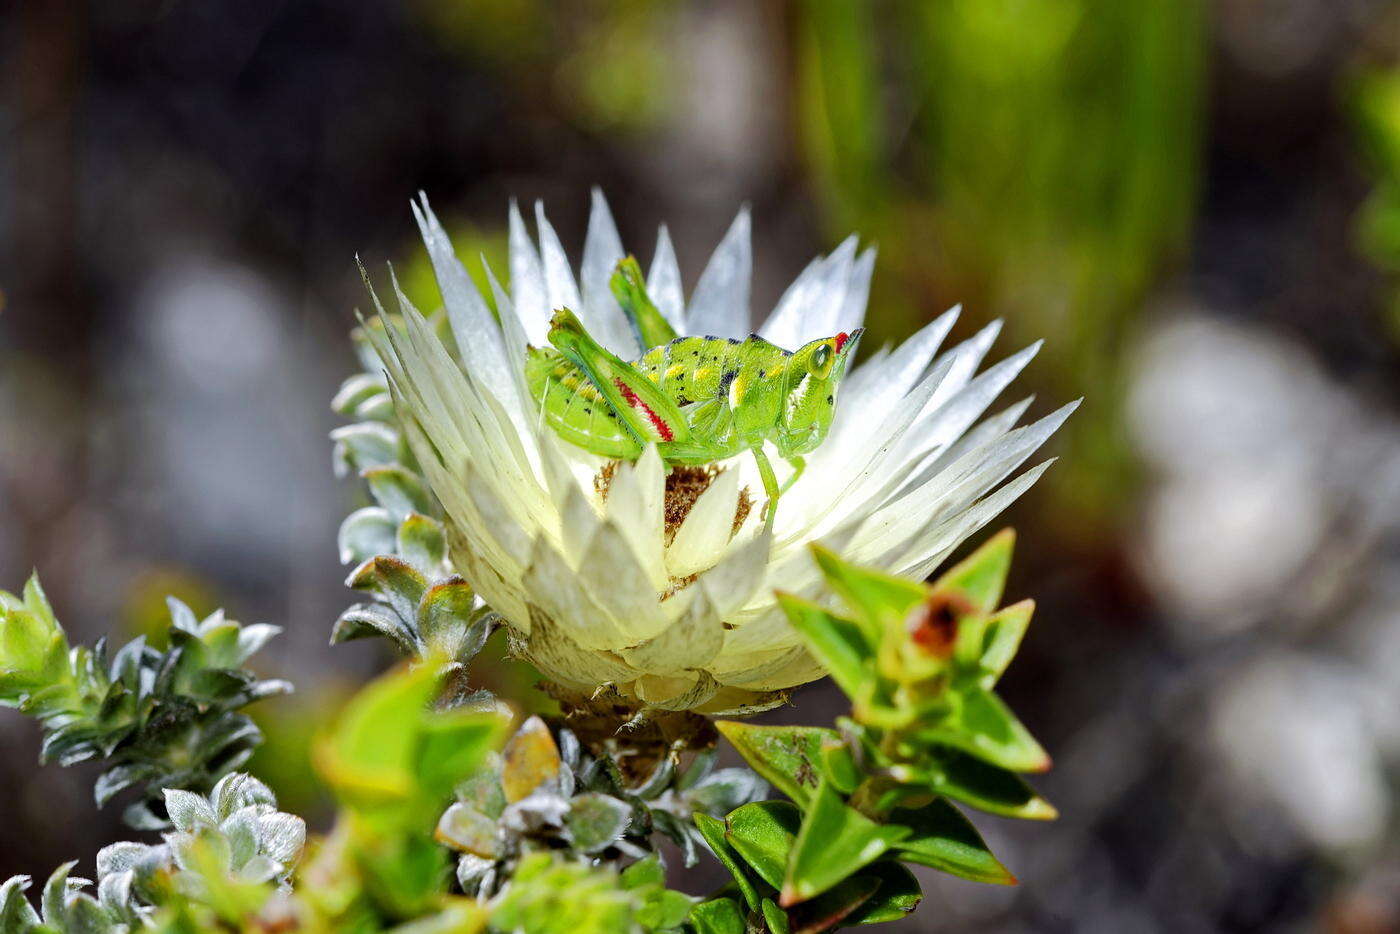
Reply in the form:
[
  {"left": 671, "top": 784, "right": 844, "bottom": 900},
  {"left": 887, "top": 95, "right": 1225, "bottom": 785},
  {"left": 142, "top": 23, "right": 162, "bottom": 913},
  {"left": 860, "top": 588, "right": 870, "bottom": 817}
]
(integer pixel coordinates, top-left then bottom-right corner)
[
  {"left": 578, "top": 521, "right": 666, "bottom": 641},
  {"left": 758, "top": 236, "right": 857, "bottom": 348},
  {"left": 508, "top": 200, "right": 549, "bottom": 342},
  {"left": 579, "top": 189, "right": 640, "bottom": 356},
  {"left": 604, "top": 446, "right": 668, "bottom": 589},
  {"left": 687, "top": 207, "right": 751, "bottom": 338},
  {"left": 534, "top": 201, "right": 583, "bottom": 318},
  {"left": 523, "top": 535, "right": 632, "bottom": 650},
  {"left": 647, "top": 224, "right": 686, "bottom": 333},
  {"left": 412, "top": 196, "right": 518, "bottom": 411},
  {"left": 620, "top": 587, "right": 723, "bottom": 673},
  {"left": 835, "top": 246, "right": 876, "bottom": 335},
  {"left": 667, "top": 468, "right": 741, "bottom": 578},
  {"left": 698, "top": 527, "right": 773, "bottom": 616}
]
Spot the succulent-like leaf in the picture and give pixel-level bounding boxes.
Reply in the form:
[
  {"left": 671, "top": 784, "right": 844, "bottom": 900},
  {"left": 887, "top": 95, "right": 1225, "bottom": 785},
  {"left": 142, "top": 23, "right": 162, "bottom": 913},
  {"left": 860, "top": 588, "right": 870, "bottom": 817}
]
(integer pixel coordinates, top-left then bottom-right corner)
[{"left": 781, "top": 781, "right": 909, "bottom": 906}]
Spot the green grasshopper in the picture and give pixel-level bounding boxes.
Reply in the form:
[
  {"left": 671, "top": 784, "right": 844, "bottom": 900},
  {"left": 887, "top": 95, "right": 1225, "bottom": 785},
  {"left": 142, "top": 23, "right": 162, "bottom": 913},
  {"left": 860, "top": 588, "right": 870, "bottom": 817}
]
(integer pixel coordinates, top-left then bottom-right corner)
[{"left": 525, "top": 258, "right": 862, "bottom": 526}]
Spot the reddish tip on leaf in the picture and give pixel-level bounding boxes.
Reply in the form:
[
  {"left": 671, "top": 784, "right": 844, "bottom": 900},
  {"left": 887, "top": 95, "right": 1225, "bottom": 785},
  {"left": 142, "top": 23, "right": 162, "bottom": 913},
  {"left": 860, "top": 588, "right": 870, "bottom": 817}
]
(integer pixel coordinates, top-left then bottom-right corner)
[
  {"left": 833, "top": 331, "right": 850, "bottom": 353},
  {"left": 905, "top": 591, "right": 975, "bottom": 659}
]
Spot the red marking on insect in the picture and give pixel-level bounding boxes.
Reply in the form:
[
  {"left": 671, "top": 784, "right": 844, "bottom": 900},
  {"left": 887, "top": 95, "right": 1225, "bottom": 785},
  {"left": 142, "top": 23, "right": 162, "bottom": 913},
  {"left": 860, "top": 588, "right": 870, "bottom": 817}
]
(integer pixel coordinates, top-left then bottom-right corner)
[
  {"left": 833, "top": 332, "right": 851, "bottom": 354},
  {"left": 614, "top": 378, "right": 674, "bottom": 441}
]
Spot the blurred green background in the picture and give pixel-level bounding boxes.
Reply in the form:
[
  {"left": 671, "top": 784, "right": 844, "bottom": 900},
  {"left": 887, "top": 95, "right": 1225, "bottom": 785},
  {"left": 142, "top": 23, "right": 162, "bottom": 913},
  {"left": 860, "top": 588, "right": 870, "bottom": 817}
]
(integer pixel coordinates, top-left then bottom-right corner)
[{"left": 3, "top": 1, "right": 1400, "bottom": 930}]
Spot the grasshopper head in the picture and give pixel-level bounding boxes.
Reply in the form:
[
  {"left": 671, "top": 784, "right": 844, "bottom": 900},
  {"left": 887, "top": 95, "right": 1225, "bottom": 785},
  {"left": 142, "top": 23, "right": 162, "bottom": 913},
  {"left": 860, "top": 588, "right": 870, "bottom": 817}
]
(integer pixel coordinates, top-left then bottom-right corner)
[{"left": 776, "top": 328, "right": 863, "bottom": 457}]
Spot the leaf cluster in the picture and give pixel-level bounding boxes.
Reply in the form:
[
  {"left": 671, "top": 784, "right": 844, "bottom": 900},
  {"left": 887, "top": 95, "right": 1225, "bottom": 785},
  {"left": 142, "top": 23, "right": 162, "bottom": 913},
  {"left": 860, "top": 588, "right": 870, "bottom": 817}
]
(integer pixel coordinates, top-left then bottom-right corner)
[
  {"left": 0, "top": 578, "right": 290, "bottom": 828},
  {"left": 689, "top": 532, "right": 1054, "bottom": 932}
]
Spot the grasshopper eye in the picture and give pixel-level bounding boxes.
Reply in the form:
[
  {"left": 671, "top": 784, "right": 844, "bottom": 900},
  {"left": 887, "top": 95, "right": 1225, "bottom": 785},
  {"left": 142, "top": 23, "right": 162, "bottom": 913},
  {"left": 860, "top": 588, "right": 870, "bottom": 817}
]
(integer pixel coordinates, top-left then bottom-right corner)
[{"left": 809, "top": 342, "right": 835, "bottom": 379}]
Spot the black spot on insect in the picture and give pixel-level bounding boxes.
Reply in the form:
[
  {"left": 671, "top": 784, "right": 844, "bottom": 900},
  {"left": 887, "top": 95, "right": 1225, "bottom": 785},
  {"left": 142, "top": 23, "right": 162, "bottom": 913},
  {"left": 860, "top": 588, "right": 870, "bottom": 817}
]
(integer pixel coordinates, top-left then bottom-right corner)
[
  {"left": 827, "top": 395, "right": 834, "bottom": 404},
  {"left": 676, "top": 395, "right": 693, "bottom": 406},
  {"left": 727, "top": 337, "right": 740, "bottom": 345},
  {"left": 757, "top": 369, "right": 766, "bottom": 378},
  {"left": 718, "top": 369, "right": 739, "bottom": 393}
]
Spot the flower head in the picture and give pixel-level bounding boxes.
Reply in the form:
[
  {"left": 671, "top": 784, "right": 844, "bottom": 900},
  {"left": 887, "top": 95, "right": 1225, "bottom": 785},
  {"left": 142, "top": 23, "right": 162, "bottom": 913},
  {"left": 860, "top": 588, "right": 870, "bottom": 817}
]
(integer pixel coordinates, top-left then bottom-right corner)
[{"left": 365, "top": 191, "right": 1074, "bottom": 715}]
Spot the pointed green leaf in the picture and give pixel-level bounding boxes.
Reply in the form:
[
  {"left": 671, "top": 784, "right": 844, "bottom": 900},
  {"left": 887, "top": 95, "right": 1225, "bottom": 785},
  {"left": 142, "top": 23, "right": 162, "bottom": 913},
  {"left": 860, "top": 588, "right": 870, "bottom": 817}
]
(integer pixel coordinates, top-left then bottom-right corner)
[
  {"left": 788, "top": 873, "right": 881, "bottom": 934},
  {"left": 688, "top": 897, "right": 746, "bottom": 934},
  {"left": 715, "top": 722, "right": 835, "bottom": 808},
  {"left": 724, "top": 801, "right": 803, "bottom": 891},
  {"left": 761, "top": 897, "right": 791, "bottom": 934},
  {"left": 809, "top": 544, "right": 926, "bottom": 636},
  {"left": 364, "top": 465, "right": 432, "bottom": 520},
  {"left": 922, "top": 749, "right": 1057, "bottom": 820},
  {"left": 845, "top": 862, "right": 922, "bottom": 925},
  {"left": 930, "top": 528, "right": 1014, "bottom": 615},
  {"left": 819, "top": 740, "right": 860, "bottom": 796},
  {"left": 921, "top": 688, "right": 1051, "bottom": 773},
  {"left": 694, "top": 812, "right": 763, "bottom": 911},
  {"left": 979, "top": 599, "right": 1034, "bottom": 686},
  {"left": 776, "top": 592, "right": 871, "bottom": 700},
  {"left": 781, "top": 780, "right": 909, "bottom": 906},
  {"left": 889, "top": 799, "right": 1016, "bottom": 885},
  {"left": 397, "top": 513, "right": 448, "bottom": 571}
]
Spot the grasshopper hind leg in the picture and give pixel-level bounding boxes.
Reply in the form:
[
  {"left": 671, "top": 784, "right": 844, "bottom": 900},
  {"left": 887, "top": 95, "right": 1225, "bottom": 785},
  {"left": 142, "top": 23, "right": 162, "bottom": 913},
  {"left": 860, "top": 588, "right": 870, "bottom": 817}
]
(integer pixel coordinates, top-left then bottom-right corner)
[{"left": 751, "top": 446, "right": 781, "bottom": 530}]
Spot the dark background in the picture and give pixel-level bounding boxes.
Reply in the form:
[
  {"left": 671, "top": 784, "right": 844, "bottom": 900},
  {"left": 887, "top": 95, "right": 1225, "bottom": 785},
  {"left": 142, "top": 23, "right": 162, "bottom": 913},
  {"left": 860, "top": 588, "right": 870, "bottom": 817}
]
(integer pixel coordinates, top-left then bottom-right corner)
[{"left": 3, "top": 1, "right": 1400, "bottom": 930}]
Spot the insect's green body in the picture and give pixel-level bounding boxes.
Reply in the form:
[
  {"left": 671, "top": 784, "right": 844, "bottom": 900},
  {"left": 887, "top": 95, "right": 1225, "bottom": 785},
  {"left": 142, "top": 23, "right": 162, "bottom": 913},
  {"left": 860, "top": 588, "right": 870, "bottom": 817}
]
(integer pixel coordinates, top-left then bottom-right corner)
[{"left": 525, "top": 258, "right": 861, "bottom": 523}]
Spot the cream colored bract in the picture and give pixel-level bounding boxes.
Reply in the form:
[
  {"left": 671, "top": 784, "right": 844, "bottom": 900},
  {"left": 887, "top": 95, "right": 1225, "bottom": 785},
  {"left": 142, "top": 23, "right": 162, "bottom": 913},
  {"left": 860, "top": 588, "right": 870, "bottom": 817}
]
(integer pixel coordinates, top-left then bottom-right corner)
[{"left": 367, "top": 192, "right": 1074, "bottom": 714}]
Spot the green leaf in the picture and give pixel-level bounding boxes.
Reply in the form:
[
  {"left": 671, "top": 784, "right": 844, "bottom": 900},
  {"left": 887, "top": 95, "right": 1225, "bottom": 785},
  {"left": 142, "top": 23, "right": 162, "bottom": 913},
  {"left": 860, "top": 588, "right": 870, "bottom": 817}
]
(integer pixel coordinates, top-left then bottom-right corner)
[
  {"left": 930, "top": 528, "right": 1014, "bottom": 616},
  {"left": 889, "top": 799, "right": 1015, "bottom": 885},
  {"left": 715, "top": 721, "right": 835, "bottom": 809},
  {"left": 781, "top": 780, "right": 909, "bottom": 906},
  {"left": 819, "top": 740, "right": 860, "bottom": 796},
  {"left": 364, "top": 465, "right": 432, "bottom": 520},
  {"left": 688, "top": 897, "right": 746, "bottom": 934},
  {"left": 761, "top": 897, "right": 791, "bottom": 934},
  {"left": 315, "top": 664, "right": 439, "bottom": 807},
  {"left": 397, "top": 513, "right": 447, "bottom": 572},
  {"left": 978, "top": 599, "right": 1034, "bottom": 687},
  {"left": 338, "top": 507, "right": 398, "bottom": 566},
  {"left": 412, "top": 708, "right": 504, "bottom": 804},
  {"left": 331, "top": 422, "right": 400, "bottom": 472},
  {"left": 787, "top": 873, "right": 880, "bottom": 934},
  {"left": 693, "top": 812, "right": 763, "bottom": 912},
  {"left": 920, "top": 749, "right": 1057, "bottom": 820},
  {"left": 567, "top": 793, "right": 633, "bottom": 854},
  {"left": 724, "top": 801, "right": 803, "bottom": 891},
  {"left": 1, "top": 607, "right": 58, "bottom": 677},
  {"left": 921, "top": 688, "right": 1050, "bottom": 773},
  {"left": 809, "top": 544, "right": 926, "bottom": 636},
  {"left": 418, "top": 582, "right": 483, "bottom": 660},
  {"left": 775, "top": 593, "right": 871, "bottom": 700},
  {"left": 845, "top": 862, "right": 922, "bottom": 925}
]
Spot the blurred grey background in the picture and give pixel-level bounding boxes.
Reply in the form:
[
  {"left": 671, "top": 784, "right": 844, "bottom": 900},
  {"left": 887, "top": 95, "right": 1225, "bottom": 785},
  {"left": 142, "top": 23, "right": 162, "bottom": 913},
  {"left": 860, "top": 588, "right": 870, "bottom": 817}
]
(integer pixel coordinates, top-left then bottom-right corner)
[{"left": 3, "top": 1, "right": 1400, "bottom": 930}]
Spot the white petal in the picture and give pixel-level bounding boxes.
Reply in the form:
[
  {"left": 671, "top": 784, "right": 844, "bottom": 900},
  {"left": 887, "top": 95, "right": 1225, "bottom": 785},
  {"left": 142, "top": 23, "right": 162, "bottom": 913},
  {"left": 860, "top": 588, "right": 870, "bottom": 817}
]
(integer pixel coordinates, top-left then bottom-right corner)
[
  {"left": 579, "top": 189, "right": 640, "bottom": 357},
  {"left": 698, "top": 527, "right": 773, "bottom": 616},
  {"left": 534, "top": 201, "right": 583, "bottom": 314},
  {"left": 667, "top": 468, "right": 741, "bottom": 578},
  {"left": 647, "top": 224, "right": 686, "bottom": 334},
  {"left": 620, "top": 587, "right": 723, "bottom": 673},
  {"left": 687, "top": 207, "right": 751, "bottom": 338},
  {"left": 604, "top": 446, "right": 668, "bottom": 589},
  {"left": 508, "top": 200, "right": 549, "bottom": 342},
  {"left": 897, "top": 461, "right": 1056, "bottom": 581},
  {"left": 578, "top": 521, "right": 666, "bottom": 641},
  {"left": 523, "top": 536, "right": 632, "bottom": 650},
  {"left": 835, "top": 246, "right": 876, "bottom": 335},
  {"left": 412, "top": 196, "right": 519, "bottom": 415},
  {"left": 758, "top": 236, "right": 856, "bottom": 348}
]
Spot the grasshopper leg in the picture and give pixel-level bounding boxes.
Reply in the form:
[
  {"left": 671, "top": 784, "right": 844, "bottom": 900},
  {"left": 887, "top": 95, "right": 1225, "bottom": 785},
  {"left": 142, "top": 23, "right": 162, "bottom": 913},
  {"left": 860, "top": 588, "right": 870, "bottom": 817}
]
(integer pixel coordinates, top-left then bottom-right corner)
[{"left": 752, "top": 446, "right": 781, "bottom": 530}]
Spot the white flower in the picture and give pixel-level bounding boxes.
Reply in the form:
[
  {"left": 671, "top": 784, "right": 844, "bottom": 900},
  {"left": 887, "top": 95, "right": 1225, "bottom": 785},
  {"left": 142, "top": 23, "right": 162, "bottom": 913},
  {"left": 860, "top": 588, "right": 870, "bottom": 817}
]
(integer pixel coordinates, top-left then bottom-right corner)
[{"left": 366, "top": 190, "right": 1075, "bottom": 715}]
